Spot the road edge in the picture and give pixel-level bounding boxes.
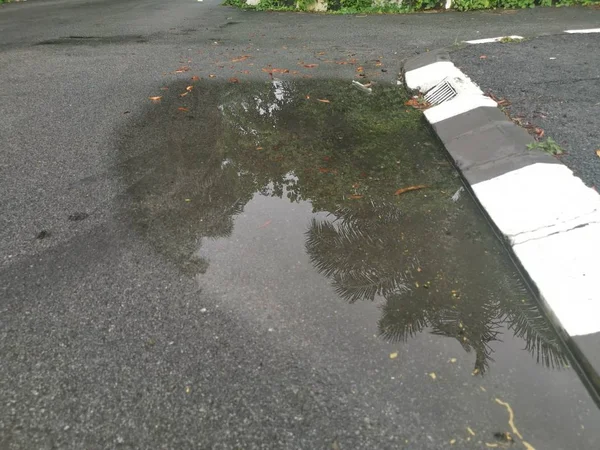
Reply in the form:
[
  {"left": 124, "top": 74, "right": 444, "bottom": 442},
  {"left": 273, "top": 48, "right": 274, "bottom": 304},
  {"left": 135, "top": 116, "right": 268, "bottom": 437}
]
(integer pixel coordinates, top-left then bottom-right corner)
[{"left": 401, "top": 45, "right": 600, "bottom": 398}]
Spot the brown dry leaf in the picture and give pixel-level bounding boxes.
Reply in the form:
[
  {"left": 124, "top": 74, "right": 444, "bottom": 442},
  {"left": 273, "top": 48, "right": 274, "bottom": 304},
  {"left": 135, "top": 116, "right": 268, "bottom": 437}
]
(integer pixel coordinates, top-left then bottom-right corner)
[
  {"left": 404, "top": 98, "right": 431, "bottom": 110},
  {"left": 317, "top": 51, "right": 326, "bottom": 56},
  {"left": 480, "top": 55, "right": 487, "bottom": 60},
  {"left": 394, "top": 185, "right": 427, "bottom": 196},
  {"left": 179, "top": 92, "right": 188, "bottom": 97},
  {"left": 356, "top": 66, "right": 364, "bottom": 73},
  {"left": 229, "top": 77, "right": 240, "bottom": 83},
  {"left": 317, "top": 99, "right": 330, "bottom": 103},
  {"left": 595, "top": 149, "right": 600, "bottom": 158},
  {"left": 178, "top": 107, "right": 189, "bottom": 112},
  {"left": 534, "top": 127, "right": 545, "bottom": 138},
  {"left": 191, "top": 75, "right": 200, "bottom": 81},
  {"left": 375, "top": 60, "right": 383, "bottom": 67},
  {"left": 175, "top": 66, "right": 190, "bottom": 73},
  {"left": 348, "top": 194, "right": 363, "bottom": 199},
  {"left": 186, "top": 85, "right": 194, "bottom": 92},
  {"left": 232, "top": 55, "right": 251, "bottom": 63},
  {"left": 209, "top": 74, "right": 216, "bottom": 78},
  {"left": 262, "top": 67, "right": 290, "bottom": 74},
  {"left": 303, "top": 64, "right": 318, "bottom": 69},
  {"left": 149, "top": 96, "right": 162, "bottom": 102},
  {"left": 256, "top": 147, "right": 263, "bottom": 150}
]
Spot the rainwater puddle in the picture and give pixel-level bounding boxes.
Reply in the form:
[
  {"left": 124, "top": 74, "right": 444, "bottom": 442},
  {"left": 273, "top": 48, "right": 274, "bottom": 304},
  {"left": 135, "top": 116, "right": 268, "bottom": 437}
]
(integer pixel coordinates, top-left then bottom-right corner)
[{"left": 117, "top": 79, "right": 600, "bottom": 448}]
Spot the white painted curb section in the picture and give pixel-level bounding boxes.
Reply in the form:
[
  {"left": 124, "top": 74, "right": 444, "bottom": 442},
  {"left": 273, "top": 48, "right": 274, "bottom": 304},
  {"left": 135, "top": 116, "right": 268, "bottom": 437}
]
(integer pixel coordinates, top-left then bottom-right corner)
[
  {"left": 424, "top": 95, "right": 496, "bottom": 124},
  {"left": 405, "top": 59, "right": 600, "bottom": 338},
  {"left": 472, "top": 164, "right": 600, "bottom": 246}
]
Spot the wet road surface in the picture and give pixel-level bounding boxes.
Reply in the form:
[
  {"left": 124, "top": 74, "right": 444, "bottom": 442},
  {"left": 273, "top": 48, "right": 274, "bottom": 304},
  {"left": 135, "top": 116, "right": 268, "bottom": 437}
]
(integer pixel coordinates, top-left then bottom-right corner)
[{"left": 2, "top": 1, "right": 600, "bottom": 448}]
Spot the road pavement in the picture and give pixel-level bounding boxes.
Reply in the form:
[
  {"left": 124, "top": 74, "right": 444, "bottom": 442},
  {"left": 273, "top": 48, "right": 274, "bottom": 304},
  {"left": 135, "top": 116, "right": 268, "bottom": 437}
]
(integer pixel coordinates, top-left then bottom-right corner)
[{"left": 2, "top": 1, "right": 600, "bottom": 448}]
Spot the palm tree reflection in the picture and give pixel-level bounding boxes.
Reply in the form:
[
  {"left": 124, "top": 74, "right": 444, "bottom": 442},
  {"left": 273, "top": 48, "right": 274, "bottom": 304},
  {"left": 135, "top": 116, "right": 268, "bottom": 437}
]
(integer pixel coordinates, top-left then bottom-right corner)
[{"left": 305, "top": 202, "right": 567, "bottom": 374}]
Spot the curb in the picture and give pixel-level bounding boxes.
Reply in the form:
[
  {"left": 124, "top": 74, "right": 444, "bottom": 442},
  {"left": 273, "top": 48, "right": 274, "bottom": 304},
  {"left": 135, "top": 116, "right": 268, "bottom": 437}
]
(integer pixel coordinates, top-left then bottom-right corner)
[{"left": 402, "top": 43, "right": 600, "bottom": 394}]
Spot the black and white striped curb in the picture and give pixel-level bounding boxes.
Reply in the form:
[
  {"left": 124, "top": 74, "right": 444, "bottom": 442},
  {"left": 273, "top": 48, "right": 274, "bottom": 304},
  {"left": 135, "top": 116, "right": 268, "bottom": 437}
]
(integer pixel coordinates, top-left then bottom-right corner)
[{"left": 403, "top": 30, "right": 600, "bottom": 386}]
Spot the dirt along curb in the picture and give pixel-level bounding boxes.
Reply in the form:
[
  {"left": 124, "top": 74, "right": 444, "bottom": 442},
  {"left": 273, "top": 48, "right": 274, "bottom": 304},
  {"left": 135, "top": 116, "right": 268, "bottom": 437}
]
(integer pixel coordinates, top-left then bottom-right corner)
[{"left": 402, "top": 41, "right": 600, "bottom": 399}]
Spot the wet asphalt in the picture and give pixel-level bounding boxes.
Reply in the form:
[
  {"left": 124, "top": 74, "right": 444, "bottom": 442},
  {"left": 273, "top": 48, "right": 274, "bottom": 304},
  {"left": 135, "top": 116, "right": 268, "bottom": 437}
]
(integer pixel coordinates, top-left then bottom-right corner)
[
  {"left": 452, "top": 33, "right": 600, "bottom": 189},
  {"left": 2, "top": 1, "right": 600, "bottom": 449}
]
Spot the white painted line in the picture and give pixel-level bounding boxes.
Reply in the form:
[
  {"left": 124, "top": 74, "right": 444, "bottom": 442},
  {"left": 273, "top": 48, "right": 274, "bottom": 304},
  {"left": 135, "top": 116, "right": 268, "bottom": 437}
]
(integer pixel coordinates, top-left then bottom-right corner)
[
  {"left": 514, "top": 222, "right": 600, "bottom": 337},
  {"left": 472, "top": 163, "right": 600, "bottom": 245},
  {"left": 464, "top": 36, "right": 524, "bottom": 44},
  {"left": 424, "top": 95, "right": 496, "bottom": 124},
  {"left": 564, "top": 28, "right": 600, "bottom": 34}
]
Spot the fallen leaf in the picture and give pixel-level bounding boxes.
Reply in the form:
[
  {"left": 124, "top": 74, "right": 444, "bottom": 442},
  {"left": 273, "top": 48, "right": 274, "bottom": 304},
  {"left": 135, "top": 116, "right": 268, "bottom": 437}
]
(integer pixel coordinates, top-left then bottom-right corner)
[
  {"left": 534, "top": 127, "right": 544, "bottom": 138},
  {"left": 149, "top": 96, "right": 162, "bottom": 102},
  {"left": 356, "top": 66, "right": 364, "bottom": 72},
  {"left": 404, "top": 98, "right": 431, "bottom": 110},
  {"left": 261, "top": 67, "right": 290, "bottom": 74},
  {"left": 429, "top": 372, "right": 437, "bottom": 380},
  {"left": 191, "top": 75, "right": 200, "bottom": 81},
  {"left": 595, "top": 149, "right": 600, "bottom": 158},
  {"left": 179, "top": 92, "right": 188, "bottom": 97},
  {"left": 450, "top": 439, "right": 456, "bottom": 445},
  {"left": 186, "top": 85, "right": 194, "bottom": 92},
  {"left": 348, "top": 194, "right": 363, "bottom": 199},
  {"left": 178, "top": 107, "right": 189, "bottom": 112},
  {"left": 485, "top": 444, "right": 498, "bottom": 448},
  {"left": 389, "top": 352, "right": 398, "bottom": 359},
  {"left": 317, "top": 51, "right": 326, "bottom": 56},
  {"left": 394, "top": 185, "right": 427, "bottom": 196},
  {"left": 185, "top": 386, "right": 191, "bottom": 393},
  {"left": 467, "top": 427, "right": 476, "bottom": 436},
  {"left": 480, "top": 55, "right": 487, "bottom": 60},
  {"left": 209, "top": 74, "right": 216, "bottom": 78},
  {"left": 232, "top": 55, "right": 251, "bottom": 62},
  {"left": 450, "top": 358, "right": 457, "bottom": 363},
  {"left": 375, "top": 61, "right": 383, "bottom": 67},
  {"left": 258, "top": 220, "right": 272, "bottom": 229},
  {"left": 175, "top": 66, "right": 190, "bottom": 73},
  {"left": 229, "top": 77, "right": 240, "bottom": 83},
  {"left": 303, "top": 63, "right": 318, "bottom": 68},
  {"left": 184, "top": 199, "right": 191, "bottom": 202},
  {"left": 472, "top": 368, "right": 480, "bottom": 376},
  {"left": 256, "top": 147, "right": 263, "bottom": 150},
  {"left": 317, "top": 99, "right": 330, "bottom": 103}
]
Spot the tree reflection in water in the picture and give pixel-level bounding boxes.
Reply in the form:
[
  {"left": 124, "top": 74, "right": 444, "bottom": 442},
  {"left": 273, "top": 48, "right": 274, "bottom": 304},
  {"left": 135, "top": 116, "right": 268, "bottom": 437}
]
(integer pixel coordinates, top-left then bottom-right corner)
[{"left": 119, "top": 79, "right": 568, "bottom": 375}]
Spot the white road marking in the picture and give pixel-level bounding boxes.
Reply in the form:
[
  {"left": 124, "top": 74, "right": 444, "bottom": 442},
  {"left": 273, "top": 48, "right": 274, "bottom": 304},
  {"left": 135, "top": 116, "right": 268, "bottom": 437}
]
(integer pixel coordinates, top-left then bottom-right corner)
[
  {"left": 564, "top": 28, "right": 600, "bottom": 34},
  {"left": 464, "top": 36, "right": 524, "bottom": 44}
]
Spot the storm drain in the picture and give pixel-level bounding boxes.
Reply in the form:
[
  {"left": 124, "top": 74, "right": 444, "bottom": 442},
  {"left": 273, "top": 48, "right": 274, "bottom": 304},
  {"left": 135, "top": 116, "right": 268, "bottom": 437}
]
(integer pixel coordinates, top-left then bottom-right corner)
[{"left": 424, "top": 79, "right": 458, "bottom": 105}]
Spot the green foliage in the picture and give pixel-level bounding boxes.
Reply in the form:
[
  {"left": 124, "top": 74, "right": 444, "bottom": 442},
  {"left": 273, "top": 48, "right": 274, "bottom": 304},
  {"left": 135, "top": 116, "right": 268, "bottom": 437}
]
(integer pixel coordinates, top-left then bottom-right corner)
[
  {"left": 224, "top": 0, "right": 600, "bottom": 12},
  {"left": 453, "top": 0, "right": 493, "bottom": 10},
  {"left": 527, "top": 137, "right": 564, "bottom": 155}
]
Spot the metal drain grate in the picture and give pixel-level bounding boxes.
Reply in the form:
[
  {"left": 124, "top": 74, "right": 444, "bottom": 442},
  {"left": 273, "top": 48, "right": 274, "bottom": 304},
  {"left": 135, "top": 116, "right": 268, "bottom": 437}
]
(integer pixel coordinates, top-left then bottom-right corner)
[{"left": 424, "top": 79, "right": 457, "bottom": 105}]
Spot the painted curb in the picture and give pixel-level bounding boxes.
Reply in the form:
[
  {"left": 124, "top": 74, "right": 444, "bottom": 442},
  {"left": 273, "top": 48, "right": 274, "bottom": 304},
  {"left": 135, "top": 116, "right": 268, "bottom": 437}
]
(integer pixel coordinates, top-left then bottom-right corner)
[{"left": 403, "top": 43, "right": 600, "bottom": 392}]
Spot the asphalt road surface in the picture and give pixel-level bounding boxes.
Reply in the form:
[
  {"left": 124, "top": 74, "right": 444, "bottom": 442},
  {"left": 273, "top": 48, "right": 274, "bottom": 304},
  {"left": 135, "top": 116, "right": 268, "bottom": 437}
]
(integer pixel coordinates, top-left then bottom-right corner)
[
  {"left": 452, "top": 33, "right": 600, "bottom": 189},
  {"left": 2, "top": 1, "right": 600, "bottom": 449}
]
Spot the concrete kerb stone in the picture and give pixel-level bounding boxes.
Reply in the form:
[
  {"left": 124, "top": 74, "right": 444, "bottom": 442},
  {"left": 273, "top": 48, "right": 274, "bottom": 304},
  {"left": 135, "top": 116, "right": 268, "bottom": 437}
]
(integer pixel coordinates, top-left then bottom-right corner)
[{"left": 402, "top": 47, "right": 600, "bottom": 392}]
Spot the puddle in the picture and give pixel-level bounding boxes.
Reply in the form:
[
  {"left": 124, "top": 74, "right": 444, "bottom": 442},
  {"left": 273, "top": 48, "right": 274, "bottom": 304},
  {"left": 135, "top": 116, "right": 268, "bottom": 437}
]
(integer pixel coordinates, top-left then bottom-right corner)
[{"left": 116, "top": 79, "right": 567, "bottom": 375}]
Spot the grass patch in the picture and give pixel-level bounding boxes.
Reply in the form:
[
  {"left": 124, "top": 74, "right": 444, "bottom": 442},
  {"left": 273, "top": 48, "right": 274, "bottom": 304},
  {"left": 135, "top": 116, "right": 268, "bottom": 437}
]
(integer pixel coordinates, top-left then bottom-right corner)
[{"left": 527, "top": 137, "right": 564, "bottom": 155}]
